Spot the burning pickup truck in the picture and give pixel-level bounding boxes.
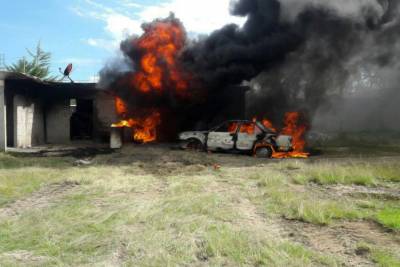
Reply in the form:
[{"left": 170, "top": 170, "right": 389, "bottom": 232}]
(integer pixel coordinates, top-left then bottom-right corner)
[{"left": 179, "top": 120, "right": 293, "bottom": 158}]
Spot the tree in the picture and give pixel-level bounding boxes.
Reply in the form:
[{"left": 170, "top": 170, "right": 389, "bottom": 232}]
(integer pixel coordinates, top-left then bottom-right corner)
[{"left": 7, "top": 42, "right": 58, "bottom": 80}]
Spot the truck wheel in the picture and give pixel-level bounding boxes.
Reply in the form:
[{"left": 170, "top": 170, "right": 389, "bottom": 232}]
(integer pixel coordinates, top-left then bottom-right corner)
[
  {"left": 181, "top": 139, "right": 203, "bottom": 151},
  {"left": 255, "top": 146, "right": 273, "bottom": 158}
]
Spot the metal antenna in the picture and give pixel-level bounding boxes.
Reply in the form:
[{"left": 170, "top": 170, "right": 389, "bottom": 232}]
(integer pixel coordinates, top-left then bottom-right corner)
[{"left": 58, "top": 63, "right": 74, "bottom": 83}]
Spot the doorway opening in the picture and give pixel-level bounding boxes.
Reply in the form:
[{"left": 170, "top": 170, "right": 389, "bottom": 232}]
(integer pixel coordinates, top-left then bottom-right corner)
[{"left": 70, "top": 99, "right": 93, "bottom": 140}]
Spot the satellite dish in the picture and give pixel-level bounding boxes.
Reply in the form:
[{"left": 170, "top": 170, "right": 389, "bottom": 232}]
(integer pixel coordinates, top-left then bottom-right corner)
[
  {"left": 59, "top": 63, "right": 74, "bottom": 83},
  {"left": 64, "top": 63, "right": 73, "bottom": 76}
]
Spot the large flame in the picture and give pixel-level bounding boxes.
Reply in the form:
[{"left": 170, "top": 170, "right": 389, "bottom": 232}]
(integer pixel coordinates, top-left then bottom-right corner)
[
  {"left": 281, "top": 112, "right": 307, "bottom": 153},
  {"left": 226, "top": 114, "right": 309, "bottom": 158},
  {"left": 133, "top": 18, "right": 188, "bottom": 94},
  {"left": 263, "top": 112, "right": 309, "bottom": 158},
  {"left": 111, "top": 17, "right": 189, "bottom": 143},
  {"left": 109, "top": 16, "right": 309, "bottom": 151},
  {"left": 112, "top": 96, "right": 161, "bottom": 143}
]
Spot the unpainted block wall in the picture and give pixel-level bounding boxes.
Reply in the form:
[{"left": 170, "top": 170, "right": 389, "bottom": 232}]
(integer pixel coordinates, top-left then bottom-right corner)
[
  {"left": 13, "top": 94, "right": 45, "bottom": 148},
  {"left": 94, "top": 92, "right": 117, "bottom": 140},
  {"left": 46, "top": 99, "right": 73, "bottom": 144}
]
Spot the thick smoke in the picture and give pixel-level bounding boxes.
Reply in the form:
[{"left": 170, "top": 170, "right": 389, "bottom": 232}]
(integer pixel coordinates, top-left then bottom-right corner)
[
  {"left": 100, "top": 0, "right": 400, "bottom": 132},
  {"left": 181, "top": 0, "right": 301, "bottom": 90},
  {"left": 182, "top": 0, "right": 400, "bottom": 129}
]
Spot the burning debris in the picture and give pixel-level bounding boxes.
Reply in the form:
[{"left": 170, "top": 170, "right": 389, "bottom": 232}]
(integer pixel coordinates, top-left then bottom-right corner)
[
  {"left": 108, "top": 16, "right": 188, "bottom": 143},
  {"left": 111, "top": 111, "right": 161, "bottom": 143},
  {"left": 111, "top": 96, "right": 161, "bottom": 143},
  {"left": 100, "top": 0, "right": 400, "bottom": 153},
  {"left": 265, "top": 112, "right": 309, "bottom": 158},
  {"left": 178, "top": 112, "right": 309, "bottom": 158},
  {"left": 108, "top": 15, "right": 196, "bottom": 143}
]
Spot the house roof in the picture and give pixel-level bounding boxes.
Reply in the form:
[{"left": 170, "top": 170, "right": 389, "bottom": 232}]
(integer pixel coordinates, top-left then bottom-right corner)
[
  {"left": 0, "top": 71, "right": 97, "bottom": 88},
  {"left": 0, "top": 71, "right": 46, "bottom": 83},
  {"left": 0, "top": 71, "right": 103, "bottom": 98}
]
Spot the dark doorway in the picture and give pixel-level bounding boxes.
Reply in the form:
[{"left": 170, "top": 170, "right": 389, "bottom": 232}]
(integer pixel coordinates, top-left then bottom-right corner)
[{"left": 70, "top": 99, "right": 93, "bottom": 140}]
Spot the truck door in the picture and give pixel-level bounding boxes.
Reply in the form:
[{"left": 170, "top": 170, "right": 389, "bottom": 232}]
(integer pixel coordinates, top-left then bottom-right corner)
[
  {"left": 207, "top": 122, "right": 238, "bottom": 151},
  {"left": 236, "top": 122, "right": 261, "bottom": 151}
]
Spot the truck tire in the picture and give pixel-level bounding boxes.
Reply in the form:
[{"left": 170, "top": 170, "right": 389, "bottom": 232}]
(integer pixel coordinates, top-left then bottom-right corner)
[
  {"left": 181, "top": 138, "right": 204, "bottom": 151},
  {"left": 255, "top": 146, "right": 273, "bottom": 158}
]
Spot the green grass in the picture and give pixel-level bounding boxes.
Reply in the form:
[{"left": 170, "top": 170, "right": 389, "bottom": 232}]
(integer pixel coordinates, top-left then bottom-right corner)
[
  {"left": 202, "top": 225, "right": 338, "bottom": 266},
  {"left": 0, "top": 171, "right": 337, "bottom": 266},
  {"left": 255, "top": 174, "right": 364, "bottom": 225},
  {"left": 252, "top": 163, "right": 400, "bottom": 225},
  {"left": 0, "top": 168, "right": 62, "bottom": 207},
  {"left": 376, "top": 208, "right": 400, "bottom": 231},
  {"left": 291, "top": 162, "right": 400, "bottom": 186},
  {"left": 0, "top": 191, "right": 121, "bottom": 265},
  {"left": 0, "top": 152, "right": 399, "bottom": 265},
  {"left": 0, "top": 153, "right": 72, "bottom": 206},
  {"left": 0, "top": 153, "right": 71, "bottom": 169},
  {"left": 356, "top": 243, "right": 400, "bottom": 267},
  {"left": 294, "top": 165, "right": 377, "bottom": 186},
  {"left": 372, "top": 250, "right": 400, "bottom": 267},
  {"left": 371, "top": 250, "right": 400, "bottom": 267},
  {"left": 373, "top": 166, "right": 400, "bottom": 183}
]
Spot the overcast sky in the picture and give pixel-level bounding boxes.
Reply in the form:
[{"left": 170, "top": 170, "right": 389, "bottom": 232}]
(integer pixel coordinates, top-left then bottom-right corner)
[{"left": 0, "top": 0, "right": 245, "bottom": 81}]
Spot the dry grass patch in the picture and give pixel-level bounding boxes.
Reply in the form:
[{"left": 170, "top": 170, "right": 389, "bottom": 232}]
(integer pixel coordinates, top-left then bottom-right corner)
[
  {"left": 254, "top": 173, "right": 363, "bottom": 225},
  {"left": 292, "top": 162, "right": 400, "bottom": 186}
]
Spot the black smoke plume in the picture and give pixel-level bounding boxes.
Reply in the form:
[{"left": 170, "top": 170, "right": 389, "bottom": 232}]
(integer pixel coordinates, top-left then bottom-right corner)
[
  {"left": 182, "top": 0, "right": 400, "bottom": 128},
  {"left": 100, "top": 0, "right": 400, "bottom": 132}
]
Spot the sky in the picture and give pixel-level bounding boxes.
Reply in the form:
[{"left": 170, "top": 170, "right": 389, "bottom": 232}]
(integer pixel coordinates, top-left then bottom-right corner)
[{"left": 0, "top": 0, "right": 245, "bottom": 82}]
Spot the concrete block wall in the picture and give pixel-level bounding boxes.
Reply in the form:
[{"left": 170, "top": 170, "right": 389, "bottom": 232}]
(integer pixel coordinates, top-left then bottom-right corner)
[
  {"left": 46, "top": 99, "right": 73, "bottom": 144},
  {"left": 13, "top": 94, "right": 45, "bottom": 148},
  {"left": 94, "top": 92, "right": 117, "bottom": 140}
]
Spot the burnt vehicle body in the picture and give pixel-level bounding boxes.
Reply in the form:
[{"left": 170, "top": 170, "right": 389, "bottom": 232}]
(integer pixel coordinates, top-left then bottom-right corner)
[{"left": 179, "top": 120, "right": 293, "bottom": 158}]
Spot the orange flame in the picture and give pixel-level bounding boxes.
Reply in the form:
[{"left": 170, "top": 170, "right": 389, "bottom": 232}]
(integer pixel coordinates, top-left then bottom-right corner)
[
  {"left": 271, "top": 112, "right": 309, "bottom": 158},
  {"left": 228, "top": 122, "right": 238, "bottom": 133},
  {"left": 111, "top": 19, "right": 189, "bottom": 143},
  {"left": 281, "top": 112, "right": 307, "bottom": 152},
  {"left": 115, "top": 96, "right": 128, "bottom": 116},
  {"left": 261, "top": 118, "right": 277, "bottom": 132},
  {"left": 133, "top": 19, "right": 188, "bottom": 94},
  {"left": 256, "top": 113, "right": 309, "bottom": 158},
  {"left": 112, "top": 110, "right": 161, "bottom": 143},
  {"left": 240, "top": 122, "right": 256, "bottom": 135},
  {"left": 229, "top": 121, "right": 257, "bottom": 135}
]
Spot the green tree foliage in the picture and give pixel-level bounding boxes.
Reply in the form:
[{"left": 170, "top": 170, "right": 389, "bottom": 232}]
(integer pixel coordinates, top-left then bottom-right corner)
[{"left": 6, "top": 42, "right": 58, "bottom": 80}]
